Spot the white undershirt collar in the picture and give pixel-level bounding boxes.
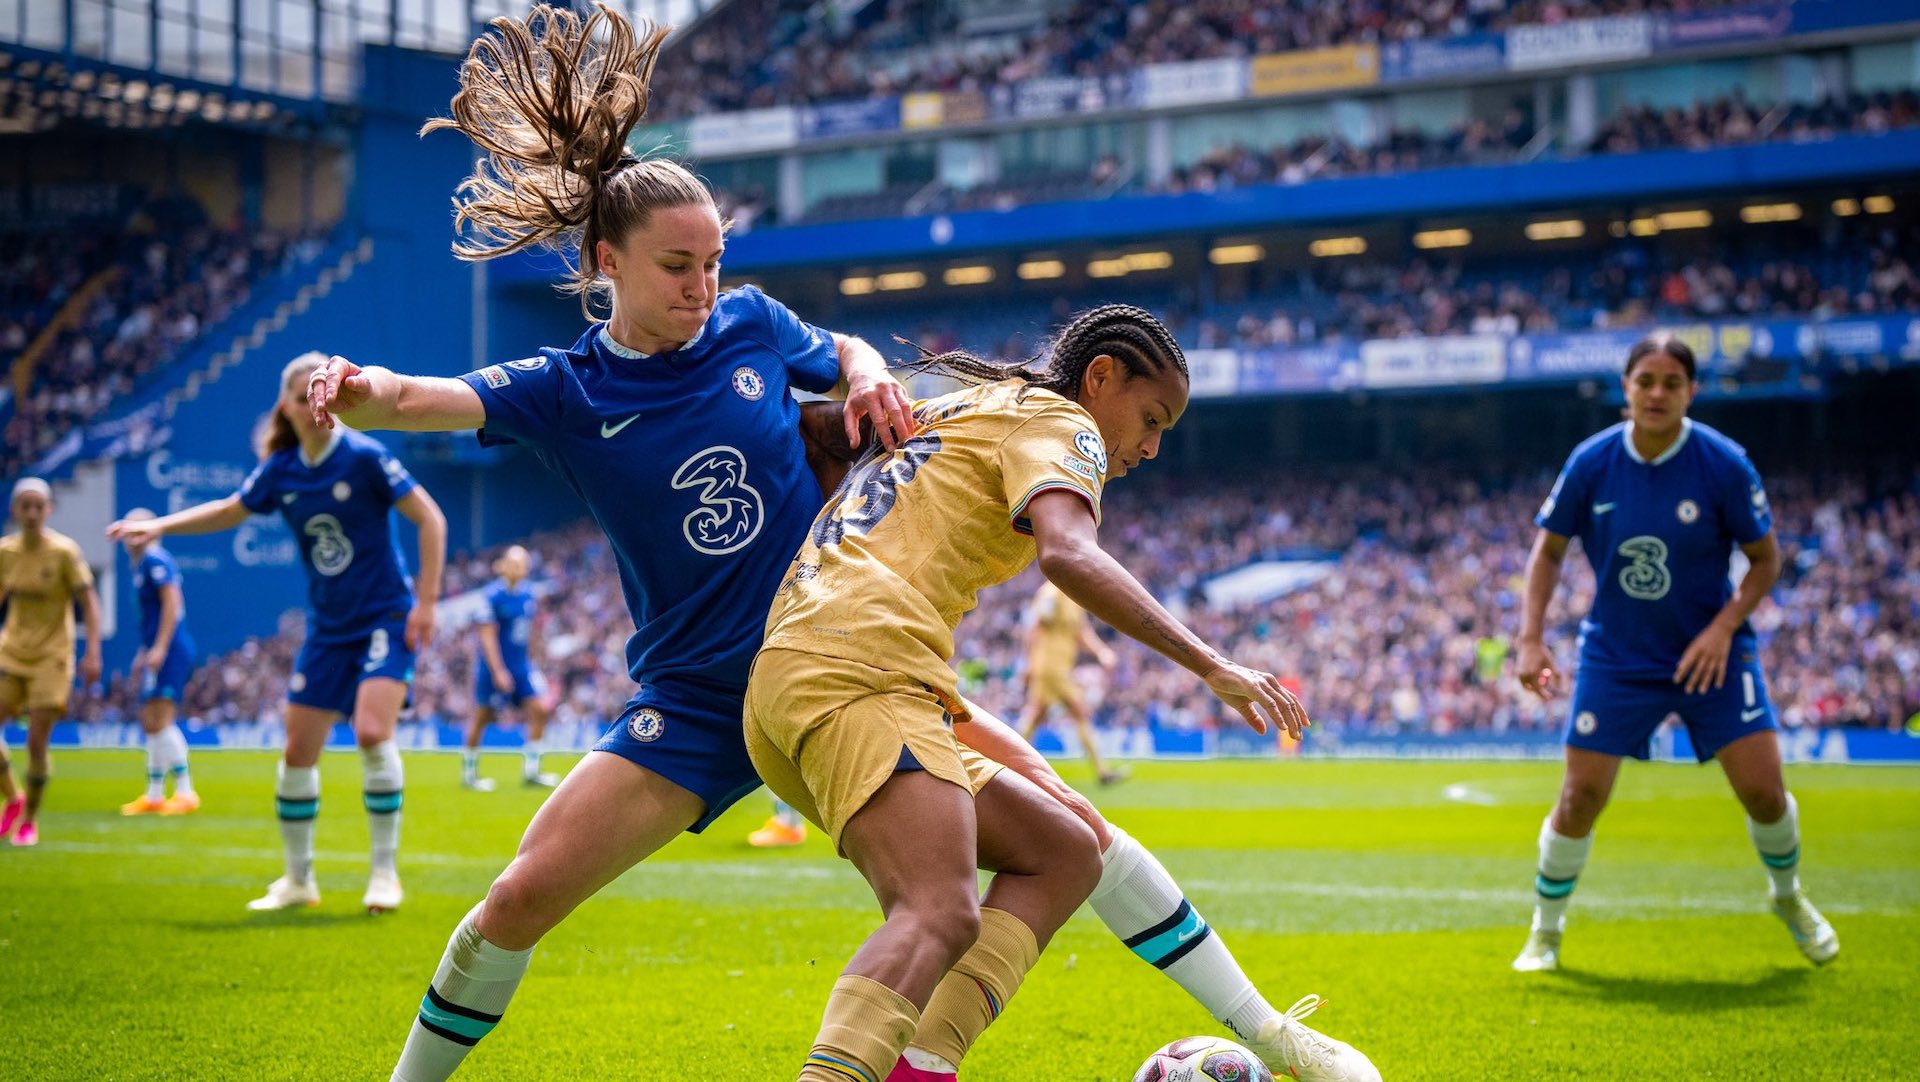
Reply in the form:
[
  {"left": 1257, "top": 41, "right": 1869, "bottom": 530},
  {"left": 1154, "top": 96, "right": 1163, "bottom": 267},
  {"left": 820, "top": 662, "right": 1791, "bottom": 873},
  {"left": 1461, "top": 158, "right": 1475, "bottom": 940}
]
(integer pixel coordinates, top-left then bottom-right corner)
[
  {"left": 1622, "top": 416, "right": 1692, "bottom": 466},
  {"left": 300, "top": 428, "right": 344, "bottom": 468},
  {"left": 598, "top": 319, "right": 706, "bottom": 359}
]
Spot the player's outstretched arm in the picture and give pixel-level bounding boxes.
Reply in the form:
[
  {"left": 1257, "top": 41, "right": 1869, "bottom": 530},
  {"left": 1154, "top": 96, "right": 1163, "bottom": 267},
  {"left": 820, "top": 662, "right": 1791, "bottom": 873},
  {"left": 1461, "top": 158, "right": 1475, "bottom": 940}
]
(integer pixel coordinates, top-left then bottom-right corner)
[
  {"left": 308, "top": 355, "right": 485, "bottom": 433},
  {"left": 1025, "top": 490, "right": 1306, "bottom": 738},
  {"left": 107, "top": 495, "right": 250, "bottom": 543}
]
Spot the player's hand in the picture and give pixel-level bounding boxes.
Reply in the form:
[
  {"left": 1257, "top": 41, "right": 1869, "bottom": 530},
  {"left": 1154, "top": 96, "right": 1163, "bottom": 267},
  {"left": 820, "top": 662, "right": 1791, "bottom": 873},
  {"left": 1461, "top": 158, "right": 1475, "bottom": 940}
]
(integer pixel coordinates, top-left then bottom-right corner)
[
  {"left": 1517, "top": 639, "right": 1559, "bottom": 701},
  {"left": 1674, "top": 622, "right": 1734, "bottom": 695},
  {"left": 405, "top": 602, "right": 436, "bottom": 652},
  {"left": 105, "top": 519, "right": 161, "bottom": 547},
  {"left": 492, "top": 668, "right": 514, "bottom": 694},
  {"left": 1201, "top": 661, "right": 1307, "bottom": 739},
  {"left": 81, "top": 651, "right": 103, "bottom": 688},
  {"left": 844, "top": 370, "right": 915, "bottom": 451},
  {"left": 308, "top": 355, "right": 374, "bottom": 429},
  {"left": 141, "top": 646, "right": 167, "bottom": 673},
  {"left": 1096, "top": 647, "right": 1117, "bottom": 671}
]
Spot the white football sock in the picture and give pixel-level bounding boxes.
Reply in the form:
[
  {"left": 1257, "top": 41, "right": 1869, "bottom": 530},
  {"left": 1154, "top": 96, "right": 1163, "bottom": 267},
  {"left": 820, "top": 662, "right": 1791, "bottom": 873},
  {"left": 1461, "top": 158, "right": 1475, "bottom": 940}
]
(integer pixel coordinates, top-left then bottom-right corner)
[
  {"left": 1532, "top": 816, "right": 1593, "bottom": 932},
  {"left": 362, "top": 740, "right": 404, "bottom": 876},
  {"left": 392, "top": 905, "right": 535, "bottom": 1082},
  {"left": 1090, "top": 828, "right": 1278, "bottom": 1042},
  {"left": 145, "top": 734, "right": 167, "bottom": 801},
  {"left": 161, "top": 724, "right": 193, "bottom": 795},
  {"left": 275, "top": 762, "right": 320, "bottom": 883},
  {"left": 1748, "top": 792, "right": 1802, "bottom": 900}
]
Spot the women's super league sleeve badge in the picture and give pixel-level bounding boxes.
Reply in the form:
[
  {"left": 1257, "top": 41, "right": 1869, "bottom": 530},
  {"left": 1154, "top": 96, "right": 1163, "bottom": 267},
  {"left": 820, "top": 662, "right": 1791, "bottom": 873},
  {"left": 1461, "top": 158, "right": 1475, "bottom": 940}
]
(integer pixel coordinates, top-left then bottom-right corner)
[
  {"left": 1072, "top": 429, "right": 1108, "bottom": 475},
  {"left": 731, "top": 366, "right": 767, "bottom": 401}
]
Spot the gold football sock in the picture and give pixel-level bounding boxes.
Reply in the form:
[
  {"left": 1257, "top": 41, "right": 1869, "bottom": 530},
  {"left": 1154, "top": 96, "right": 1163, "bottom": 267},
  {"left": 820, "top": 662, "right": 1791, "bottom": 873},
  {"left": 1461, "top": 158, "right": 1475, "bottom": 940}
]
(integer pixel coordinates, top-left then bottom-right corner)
[
  {"left": 909, "top": 907, "right": 1041, "bottom": 1067},
  {"left": 799, "top": 974, "right": 921, "bottom": 1082}
]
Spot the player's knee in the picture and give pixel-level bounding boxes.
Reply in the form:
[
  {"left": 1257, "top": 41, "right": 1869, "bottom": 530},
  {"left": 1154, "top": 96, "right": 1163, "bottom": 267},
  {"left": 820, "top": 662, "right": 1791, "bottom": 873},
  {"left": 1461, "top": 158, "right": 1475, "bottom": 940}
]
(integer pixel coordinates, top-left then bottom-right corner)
[
  {"left": 1739, "top": 783, "right": 1788, "bottom": 824},
  {"left": 480, "top": 868, "right": 556, "bottom": 949},
  {"left": 897, "top": 891, "right": 981, "bottom": 967}
]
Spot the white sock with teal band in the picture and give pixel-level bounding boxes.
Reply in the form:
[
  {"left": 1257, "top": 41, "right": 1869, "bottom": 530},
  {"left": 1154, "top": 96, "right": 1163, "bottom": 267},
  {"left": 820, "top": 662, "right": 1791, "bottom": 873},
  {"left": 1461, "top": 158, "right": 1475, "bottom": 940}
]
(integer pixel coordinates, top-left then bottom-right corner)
[
  {"left": 1532, "top": 817, "right": 1593, "bottom": 931},
  {"left": 392, "top": 905, "right": 534, "bottom": 1082},
  {"left": 1749, "top": 793, "right": 1802, "bottom": 899},
  {"left": 275, "top": 762, "right": 320, "bottom": 883},
  {"left": 160, "top": 723, "right": 192, "bottom": 795},
  {"left": 145, "top": 735, "right": 167, "bottom": 801},
  {"left": 520, "top": 736, "right": 541, "bottom": 780},
  {"left": 1090, "top": 828, "right": 1278, "bottom": 1041},
  {"left": 362, "top": 740, "right": 404, "bottom": 875}
]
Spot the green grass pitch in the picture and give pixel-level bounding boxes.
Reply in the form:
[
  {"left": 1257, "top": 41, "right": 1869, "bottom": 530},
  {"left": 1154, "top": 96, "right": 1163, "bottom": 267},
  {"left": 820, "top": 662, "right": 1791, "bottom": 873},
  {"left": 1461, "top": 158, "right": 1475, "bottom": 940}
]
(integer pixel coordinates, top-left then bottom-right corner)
[{"left": 5, "top": 752, "right": 1917, "bottom": 1080}]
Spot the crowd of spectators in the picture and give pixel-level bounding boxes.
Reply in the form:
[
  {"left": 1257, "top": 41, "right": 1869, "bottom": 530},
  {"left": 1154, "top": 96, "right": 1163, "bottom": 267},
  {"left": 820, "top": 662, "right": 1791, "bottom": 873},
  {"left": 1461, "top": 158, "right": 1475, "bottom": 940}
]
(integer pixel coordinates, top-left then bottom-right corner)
[
  {"left": 648, "top": 0, "right": 1752, "bottom": 121},
  {"left": 79, "top": 460, "right": 1918, "bottom": 747},
  {"left": 0, "top": 217, "right": 322, "bottom": 477}
]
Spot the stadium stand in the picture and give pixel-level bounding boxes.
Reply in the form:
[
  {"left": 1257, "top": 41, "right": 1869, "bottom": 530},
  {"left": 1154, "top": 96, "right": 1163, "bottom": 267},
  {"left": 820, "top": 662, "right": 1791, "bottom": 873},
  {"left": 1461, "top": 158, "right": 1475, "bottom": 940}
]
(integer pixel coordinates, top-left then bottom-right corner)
[
  {"left": 649, "top": 0, "right": 1760, "bottom": 120},
  {"left": 98, "top": 460, "right": 1916, "bottom": 739}
]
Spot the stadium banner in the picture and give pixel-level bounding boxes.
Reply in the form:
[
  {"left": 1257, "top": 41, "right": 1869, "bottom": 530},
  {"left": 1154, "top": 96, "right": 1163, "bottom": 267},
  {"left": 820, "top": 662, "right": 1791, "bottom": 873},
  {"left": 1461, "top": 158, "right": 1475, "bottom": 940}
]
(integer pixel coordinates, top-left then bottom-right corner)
[
  {"left": 1379, "top": 35, "right": 1507, "bottom": 84},
  {"left": 1360, "top": 335, "right": 1506, "bottom": 389},
  {"left": 1507, "top": 14, "right": 1654, "bottom": 71},
  {"left": 901, "top": 91, "right": 945, "bottom": 129},
  {"left": 1507, "top": 330, "right": 1640, "bottom": 380},
  {"left": 1185, "top": 347, "right": 1241, "bottom": 398},
  {"left": 1237, "top": 343, "right": 1357, "bottom": 394},
  {"left": 1001, "top": 74, "right": 1129, "bottom": 119},
  {"left": 1136, "top": 57, "right": 1245, "bottom": 109},
  {"left": 802, "top": 97, "right": 902, "bottom": 140},
  {"left": 15, "top": 721, "right": 1919, "bottom": 762},
  {"left": 1654, "top": 2, "right": 1794, "bottom": 52},
  {"left": 1248, "top": 44, "right": 1381, "bottom": 98},
  {"left": 1786, "top": 0, "right": 1920, "bottom": 36},
  {"left": 687, "top": 105, "right": 800, "bottom": 156},
  {"left": 0, "top": 182, "right": 145, "bottom": 232}
]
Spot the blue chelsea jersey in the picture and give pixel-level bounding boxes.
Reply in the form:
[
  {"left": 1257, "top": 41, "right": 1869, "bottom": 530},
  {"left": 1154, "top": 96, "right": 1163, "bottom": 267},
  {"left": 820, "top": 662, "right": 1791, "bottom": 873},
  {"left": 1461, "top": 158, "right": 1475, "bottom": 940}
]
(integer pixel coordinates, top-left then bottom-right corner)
[
  {"left": 458, "top": 285, "right": 841, "bottom": 691},
  {"left": 479, "top": 579, "right": 536, "bottom": 674},
  {"left": 237, "top": 427, "right": 420, "bottom": 644},
  {"left": 1537, "top": 418, "right": 1773, "bottom": 679},
  {"left": 135, "top": 546, "right": 195, "bottom": 654}
]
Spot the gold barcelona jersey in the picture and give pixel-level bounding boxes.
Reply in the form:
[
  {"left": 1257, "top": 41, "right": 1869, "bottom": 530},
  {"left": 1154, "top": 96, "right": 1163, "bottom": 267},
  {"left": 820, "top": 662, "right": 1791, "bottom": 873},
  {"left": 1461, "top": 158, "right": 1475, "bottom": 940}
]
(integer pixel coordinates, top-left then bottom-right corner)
[
  {"left": 0, "top": 528, "right": 94, "bottom": 669},
  {"left": 764, "top": 379, "right": 1109, "bottom": 713},
  {"left": 1027, "top": 580, "right": 1085, "bottom": 676}
]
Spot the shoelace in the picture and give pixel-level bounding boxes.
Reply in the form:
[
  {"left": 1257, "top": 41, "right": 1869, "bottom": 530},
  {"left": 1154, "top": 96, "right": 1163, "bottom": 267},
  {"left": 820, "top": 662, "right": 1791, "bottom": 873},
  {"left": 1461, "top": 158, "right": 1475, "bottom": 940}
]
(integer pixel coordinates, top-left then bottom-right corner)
[{"left": 1275, "top": 995, "right": 1337, "bottom": 1069}]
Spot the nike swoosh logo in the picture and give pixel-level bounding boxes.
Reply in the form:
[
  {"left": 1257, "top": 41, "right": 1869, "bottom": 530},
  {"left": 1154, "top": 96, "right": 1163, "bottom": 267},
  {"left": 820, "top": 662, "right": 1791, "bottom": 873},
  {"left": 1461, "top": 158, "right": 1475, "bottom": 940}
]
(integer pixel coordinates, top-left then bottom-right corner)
[
  {"left": 1742, "top": 707, "right": 1767, "bottom": 722},
  {"left": 1592, "top": 502, "right": 1617, "bottom": 515},
  {"left": 1176, "top": 926, "right": 1201, "bottom": 943},
  {"left": 600, "top": 414, "right": 642, "bottom": 439}
]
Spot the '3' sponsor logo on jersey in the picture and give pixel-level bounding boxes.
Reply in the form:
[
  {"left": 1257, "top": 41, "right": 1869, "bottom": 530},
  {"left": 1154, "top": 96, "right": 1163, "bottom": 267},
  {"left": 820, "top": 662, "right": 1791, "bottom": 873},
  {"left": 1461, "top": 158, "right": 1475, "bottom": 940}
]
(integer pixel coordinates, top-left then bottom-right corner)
[{"left": 600, "top": 413, "right": 643, "bottom": 439}]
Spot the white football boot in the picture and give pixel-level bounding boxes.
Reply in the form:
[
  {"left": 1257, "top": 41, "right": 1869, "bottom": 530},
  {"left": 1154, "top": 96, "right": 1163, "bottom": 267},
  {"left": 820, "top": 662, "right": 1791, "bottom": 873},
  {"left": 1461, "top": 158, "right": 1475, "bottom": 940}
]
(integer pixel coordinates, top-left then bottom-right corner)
[
  {"left": 461, "top": 776, "right": 497, "bottom": 792},
  {"left": 1772, "top": 889, "right": 1839, "bottom": 965},
  {"left": 1249, "top": 994, "right": 1382, "bottom": 1082},
  {"left": 363, "top": 870, "right": 405, "bottom": 914},
  {"left": 1511, "top": 926, "right": 1561, "bottom": 972},
  {"left": 247, "top": 875, "right": 321, "bottom": 911}
]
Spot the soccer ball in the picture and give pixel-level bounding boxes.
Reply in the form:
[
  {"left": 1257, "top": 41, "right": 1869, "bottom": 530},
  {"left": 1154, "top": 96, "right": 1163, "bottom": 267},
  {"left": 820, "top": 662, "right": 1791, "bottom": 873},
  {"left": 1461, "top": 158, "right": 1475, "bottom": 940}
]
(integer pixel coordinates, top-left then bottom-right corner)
[{"left": 1133, "top": 1036, "right": 1274, "bottom": 1082}]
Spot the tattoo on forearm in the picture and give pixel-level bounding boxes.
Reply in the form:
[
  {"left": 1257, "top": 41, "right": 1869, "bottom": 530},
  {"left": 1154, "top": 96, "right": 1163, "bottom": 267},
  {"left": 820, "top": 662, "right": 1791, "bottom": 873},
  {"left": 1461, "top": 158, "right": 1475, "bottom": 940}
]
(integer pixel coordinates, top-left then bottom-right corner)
[{"left": 1135, "top": 604, "right": 1204, "bottom": 666}]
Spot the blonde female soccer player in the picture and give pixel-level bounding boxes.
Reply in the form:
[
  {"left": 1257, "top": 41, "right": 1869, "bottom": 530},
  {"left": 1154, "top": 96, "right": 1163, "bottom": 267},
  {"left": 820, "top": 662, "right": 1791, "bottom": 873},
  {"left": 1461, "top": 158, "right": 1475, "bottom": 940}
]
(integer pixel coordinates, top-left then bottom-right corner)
[
  {"left": 109, "top": 353, "right": 447, "bottom": 914},
  {"left": 745, "top": 305, "right": 1379, "bottom": 1082},
  {"left": 1513, "top": 334, "right": 1837, "bottom": 972},
  {"left": 0, "top": 477, "right": 103, "bottom": 847}
]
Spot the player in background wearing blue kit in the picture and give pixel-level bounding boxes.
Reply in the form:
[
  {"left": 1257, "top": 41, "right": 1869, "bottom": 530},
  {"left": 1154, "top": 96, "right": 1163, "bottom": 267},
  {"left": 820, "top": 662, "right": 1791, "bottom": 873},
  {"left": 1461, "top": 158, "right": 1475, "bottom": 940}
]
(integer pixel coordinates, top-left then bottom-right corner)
[
  {"left": 108, "top": 353, "right": 448, "bottom": 914},
  {"left": 1512, "top": 335, "right": 1838, "bottom": 972},
  {"left": 114, "top": 508, "right": 199, "bottom": 816},
  {"left": 460, "top": 544, "right": 557, "bottom": 791}
]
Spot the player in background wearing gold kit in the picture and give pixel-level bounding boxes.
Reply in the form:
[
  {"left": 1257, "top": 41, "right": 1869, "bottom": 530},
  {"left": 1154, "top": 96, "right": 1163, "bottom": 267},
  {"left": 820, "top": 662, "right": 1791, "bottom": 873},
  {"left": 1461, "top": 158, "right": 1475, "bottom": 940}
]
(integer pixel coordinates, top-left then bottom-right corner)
[
  {"left": 1016, "top": 580, "right": 1124, "bottom": 786},
  {"left": 747, "top": 306, "right": 1379, "bottom": 1082},
  {"left": 0, "top": 477, "right": 104, "bottom": 847}
]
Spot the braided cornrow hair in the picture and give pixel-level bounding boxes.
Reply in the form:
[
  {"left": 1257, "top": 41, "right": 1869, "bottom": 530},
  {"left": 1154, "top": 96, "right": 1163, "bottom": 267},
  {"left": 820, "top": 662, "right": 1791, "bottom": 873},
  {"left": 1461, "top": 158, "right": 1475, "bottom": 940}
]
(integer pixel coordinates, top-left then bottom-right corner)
[{"left": 898, "top": 304, "right": 1188, "bottom": 400}]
